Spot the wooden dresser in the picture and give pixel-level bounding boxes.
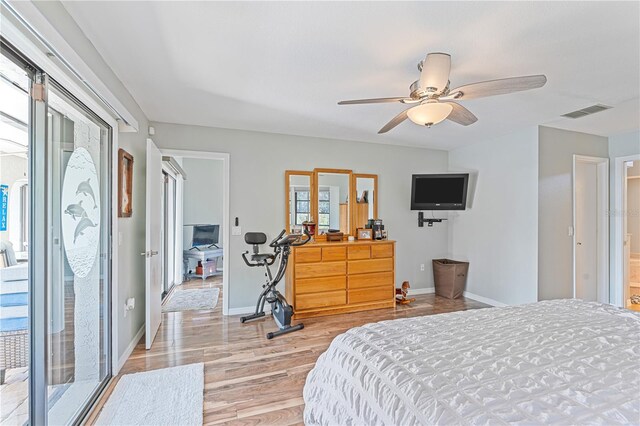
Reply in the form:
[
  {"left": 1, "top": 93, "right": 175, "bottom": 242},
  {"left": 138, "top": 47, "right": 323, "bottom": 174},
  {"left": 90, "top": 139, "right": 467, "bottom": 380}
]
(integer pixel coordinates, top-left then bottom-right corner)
[{"left": 285, "top": 240, "right": 396, "bottom": 319}]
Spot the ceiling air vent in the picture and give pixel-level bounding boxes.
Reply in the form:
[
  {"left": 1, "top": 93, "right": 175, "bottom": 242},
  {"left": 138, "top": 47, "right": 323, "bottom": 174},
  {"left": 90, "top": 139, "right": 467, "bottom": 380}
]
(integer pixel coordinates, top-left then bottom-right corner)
[{"left": 561, "top": 104, "right": 612, "bottom": 119}]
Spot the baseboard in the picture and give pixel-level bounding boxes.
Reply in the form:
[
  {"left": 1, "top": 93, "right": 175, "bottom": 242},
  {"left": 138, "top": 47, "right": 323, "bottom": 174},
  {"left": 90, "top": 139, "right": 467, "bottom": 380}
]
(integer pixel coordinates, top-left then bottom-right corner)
[
  {"left": 462, "top": 291, "right": 507, "bottom": 307},
  {"left": 227, "top": 305, "right": 272, "bottom": 316},
  {"left": 117, "top": 324, "right": 144, "bottom": 373},
  {"left": 410, "top": 287, "right": 435, "bottom": 295}
]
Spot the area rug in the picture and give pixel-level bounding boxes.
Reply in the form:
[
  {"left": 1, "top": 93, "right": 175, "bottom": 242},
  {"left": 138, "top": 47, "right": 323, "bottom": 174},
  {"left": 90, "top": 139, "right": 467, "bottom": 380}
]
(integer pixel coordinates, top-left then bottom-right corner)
[
  {"left": 96, "top": 363, "right": 204, "bottom": 426},
  {"left": 162, "top": 288, "right": 219, "bottom": 313}
]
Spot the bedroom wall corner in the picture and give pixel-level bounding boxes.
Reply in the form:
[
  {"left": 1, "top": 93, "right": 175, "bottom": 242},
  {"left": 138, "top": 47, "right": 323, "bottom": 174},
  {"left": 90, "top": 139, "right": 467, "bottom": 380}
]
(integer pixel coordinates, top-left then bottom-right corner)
[
  {"left": 537, "top": 126, "right": 609, "bottom": 301},
  {"left": 448, "top": 127, "right": 539, "bottom": 306}
]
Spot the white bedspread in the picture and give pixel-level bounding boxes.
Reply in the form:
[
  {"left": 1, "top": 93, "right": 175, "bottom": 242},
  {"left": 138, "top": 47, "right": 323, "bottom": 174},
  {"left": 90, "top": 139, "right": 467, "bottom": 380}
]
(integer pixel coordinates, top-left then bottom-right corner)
[{"left": 303, "top": 300, "right": 640, "bottom": 425}]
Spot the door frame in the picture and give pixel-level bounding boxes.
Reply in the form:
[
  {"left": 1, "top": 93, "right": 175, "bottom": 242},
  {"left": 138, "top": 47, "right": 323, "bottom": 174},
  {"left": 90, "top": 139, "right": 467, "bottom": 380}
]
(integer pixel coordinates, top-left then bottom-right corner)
[
  {"left": 572, "top": 155, "right": 609, "bottom": 302},
  {"left": 612, "top": 153, "right": 640, "bottom": 307},
  {"left": 161, "top": 149, "right": 231, "bottom": 315}
]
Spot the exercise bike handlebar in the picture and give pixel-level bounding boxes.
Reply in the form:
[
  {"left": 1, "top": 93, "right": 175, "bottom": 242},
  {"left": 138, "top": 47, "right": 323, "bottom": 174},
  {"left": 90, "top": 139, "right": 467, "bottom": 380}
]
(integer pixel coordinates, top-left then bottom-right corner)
[{"left": 270, "top": 229, "right": 311, "bottom": 248}]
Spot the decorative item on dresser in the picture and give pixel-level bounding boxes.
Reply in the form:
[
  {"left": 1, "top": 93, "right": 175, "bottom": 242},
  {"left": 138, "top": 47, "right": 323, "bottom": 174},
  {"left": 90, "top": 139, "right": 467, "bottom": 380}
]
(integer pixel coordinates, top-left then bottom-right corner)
[
  {"left": 356, "top": 228, "right": 373, "bottom": 240},
  {"left": 285, "top": 240, "right": 395, "bottom": 319}
]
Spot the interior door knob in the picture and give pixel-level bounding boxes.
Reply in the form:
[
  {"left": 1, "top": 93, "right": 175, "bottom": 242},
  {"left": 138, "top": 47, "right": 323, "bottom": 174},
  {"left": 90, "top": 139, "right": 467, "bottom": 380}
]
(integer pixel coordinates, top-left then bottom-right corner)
[
  {"left": 150, "top": 250, "right": 159, "bottom": 256},
  {"left": 140, "top": 251, "right": 148, "bottom": 256}
]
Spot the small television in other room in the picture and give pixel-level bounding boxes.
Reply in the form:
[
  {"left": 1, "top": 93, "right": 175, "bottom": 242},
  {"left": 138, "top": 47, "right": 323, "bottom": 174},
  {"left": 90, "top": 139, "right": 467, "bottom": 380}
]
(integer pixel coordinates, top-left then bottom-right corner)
[
  {"left": 191, "top": 224, "right": 220, "bottom": 248},
  {"left": 411, "top": 174, "right": 469, "bottom": 210}
]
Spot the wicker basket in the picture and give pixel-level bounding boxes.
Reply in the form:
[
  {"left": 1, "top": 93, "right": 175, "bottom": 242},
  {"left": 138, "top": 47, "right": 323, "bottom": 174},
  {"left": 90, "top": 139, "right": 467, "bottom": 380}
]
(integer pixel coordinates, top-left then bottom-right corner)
[{"left": 0, "top": 329, "right": 29, "bottom": 384}]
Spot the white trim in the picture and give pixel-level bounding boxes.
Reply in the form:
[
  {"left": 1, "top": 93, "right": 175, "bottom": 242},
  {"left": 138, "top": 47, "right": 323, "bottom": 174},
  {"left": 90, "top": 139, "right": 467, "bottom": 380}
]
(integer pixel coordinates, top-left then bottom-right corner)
[
  {"left": 3, "top": 0, "right": 139, "bottom": 130},
  {"left": 612, "top": 154, "right": 640, "bottom": 307},
  {"left": 410, "top": 287, "right": 435, "bottom": 295},
  {"left": 160, "top": 149, "right": 231, "bottom": 316},
  {"left": 462, "top": 291, "right": 508, "bottom": 307},
  {"left": 117, "top": 325, "right": 144, "bottom": 372},
  {"left": 572, "top": 155, "right": 609, "bottom": 304}
]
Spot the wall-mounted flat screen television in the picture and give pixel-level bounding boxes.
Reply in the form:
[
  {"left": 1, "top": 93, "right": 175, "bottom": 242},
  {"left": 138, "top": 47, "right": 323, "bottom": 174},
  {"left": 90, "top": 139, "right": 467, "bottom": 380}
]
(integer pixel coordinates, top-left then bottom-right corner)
[{"left": 411, "top": 174, "right": 469, "bottom": 210}]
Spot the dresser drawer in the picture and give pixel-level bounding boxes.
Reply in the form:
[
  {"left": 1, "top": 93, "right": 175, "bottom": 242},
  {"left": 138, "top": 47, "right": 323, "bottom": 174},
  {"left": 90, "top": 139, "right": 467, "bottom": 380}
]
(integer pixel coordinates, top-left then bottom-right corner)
[
  {"left": 322, "top": 246, "right": 346, "bottom": 261},
  {"left": 348, "top": 258, "right": 393, "bottom": 275},
  {"left": 297, "top": 276, "right": 346, "bottom": 294},
  {"left": 295, "top": 261, "right": 346, "bottom": 279},
  {"left": 348, "top": 245, "right": 370, "bottom": 260},
  {"left": 297, "top": 290, "right": 346, "bottom": 310},
  {"left": 349, "top": 287, "right": 393, "bottom": 304},
  {"left": 295, "top": 247, "right": 322, "bottom": 263},
  {"left": 348, "top": 271, "right": 394, "bottom": 289},
  {"left": 371, "top": 243, "right": 394, "bottom": 259}
]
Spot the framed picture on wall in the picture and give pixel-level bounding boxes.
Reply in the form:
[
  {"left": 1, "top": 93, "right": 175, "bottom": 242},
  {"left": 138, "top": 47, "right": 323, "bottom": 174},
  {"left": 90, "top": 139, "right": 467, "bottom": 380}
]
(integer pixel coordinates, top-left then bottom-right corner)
[{"left": 118, "top": 148, "right": 134, "bottom": 217}]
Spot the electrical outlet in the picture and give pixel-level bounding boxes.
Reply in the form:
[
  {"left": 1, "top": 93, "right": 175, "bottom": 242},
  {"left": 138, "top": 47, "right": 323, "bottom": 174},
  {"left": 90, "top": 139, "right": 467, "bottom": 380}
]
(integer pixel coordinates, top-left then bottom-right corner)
[{"left": 420, "top": 264, "right": 425, "bottom": 271}]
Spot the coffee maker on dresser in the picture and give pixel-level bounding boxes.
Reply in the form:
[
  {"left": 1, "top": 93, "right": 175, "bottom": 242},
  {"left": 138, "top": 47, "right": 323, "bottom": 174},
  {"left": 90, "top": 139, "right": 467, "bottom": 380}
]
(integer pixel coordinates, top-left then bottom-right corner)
[{"left": 366, "top": 219, "right": 385, "bottom": 240}]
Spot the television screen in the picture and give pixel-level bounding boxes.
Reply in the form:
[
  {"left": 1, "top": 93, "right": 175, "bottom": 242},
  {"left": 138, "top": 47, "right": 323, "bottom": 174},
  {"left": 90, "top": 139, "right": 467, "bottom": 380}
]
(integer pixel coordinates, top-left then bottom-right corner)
[
  {"left": 191, "top": 224, "right": 220, "bottom": 247},
  {"left": 411, "top": 174, "right": 469, "bottom": 210}
]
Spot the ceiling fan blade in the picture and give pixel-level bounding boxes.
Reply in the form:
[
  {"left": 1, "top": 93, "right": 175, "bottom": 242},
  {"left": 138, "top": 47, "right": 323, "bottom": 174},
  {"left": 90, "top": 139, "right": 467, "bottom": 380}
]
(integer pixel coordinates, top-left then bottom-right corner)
[
  {"left": 378, "top": 108, "right": 410, "bottom": 134},
  {"left": 443, "top": 101, "right": 478, "bottom": 126},
  {"left": 443, "top": 75, "right": 547, "bottom": 100},
  {"left": 338, "top": 97, "right": 409, "bottom": 105},
  {"left": 418, "top": 53, "right": 451, "bottom": 93}
]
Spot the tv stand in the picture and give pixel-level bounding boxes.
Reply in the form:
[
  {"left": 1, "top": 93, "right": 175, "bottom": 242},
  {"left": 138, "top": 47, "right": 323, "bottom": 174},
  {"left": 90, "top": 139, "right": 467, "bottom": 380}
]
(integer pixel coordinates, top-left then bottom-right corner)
[
  {"left": 183, "top": 247, "right": 224, "bottom": 281},
  {"left": 418, "top": 211, "right": 448, "bottom": 227}
]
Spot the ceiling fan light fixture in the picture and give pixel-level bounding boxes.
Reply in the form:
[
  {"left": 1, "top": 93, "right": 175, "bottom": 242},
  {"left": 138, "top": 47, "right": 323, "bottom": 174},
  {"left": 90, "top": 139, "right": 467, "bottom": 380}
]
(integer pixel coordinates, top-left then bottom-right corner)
[{"left": 407, "top": 101, "right": 453, "bottom": 127}]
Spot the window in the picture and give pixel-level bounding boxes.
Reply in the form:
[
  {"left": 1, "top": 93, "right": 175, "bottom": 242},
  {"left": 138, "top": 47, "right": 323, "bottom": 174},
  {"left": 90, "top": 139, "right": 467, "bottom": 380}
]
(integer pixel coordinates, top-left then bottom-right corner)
[
  {"left": 318, "top": 190, "right": 330, "bottom": 230},
  {"left": 294, "top": 189, "right": 310, "bottom": 225}
]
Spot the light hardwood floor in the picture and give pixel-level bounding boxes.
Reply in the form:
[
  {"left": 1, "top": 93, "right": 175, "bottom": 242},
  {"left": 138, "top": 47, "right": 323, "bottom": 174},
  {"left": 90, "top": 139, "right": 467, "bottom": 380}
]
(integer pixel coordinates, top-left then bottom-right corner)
[{"left": 90, "top": 277, "right": 489, "bottom": 425}]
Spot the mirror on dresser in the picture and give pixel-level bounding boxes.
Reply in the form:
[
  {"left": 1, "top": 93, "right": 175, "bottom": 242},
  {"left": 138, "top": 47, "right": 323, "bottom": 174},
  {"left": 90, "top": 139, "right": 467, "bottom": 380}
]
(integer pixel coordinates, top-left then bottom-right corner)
[
  {"left": 314, "top": 169, "right": 351, "bottom": 235},
  {"left": 285, "top": 171, "right": 314, "bottom": 234},
  {"left": 352, "top": 174, "right": 378, "bottom": 232}
]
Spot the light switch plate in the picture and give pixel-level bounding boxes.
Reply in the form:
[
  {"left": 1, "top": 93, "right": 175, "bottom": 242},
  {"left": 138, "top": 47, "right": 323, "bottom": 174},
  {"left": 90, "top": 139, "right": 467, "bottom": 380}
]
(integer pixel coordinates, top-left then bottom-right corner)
[{"left": 232, "top": 226, "right": 242, "bottom": 236}]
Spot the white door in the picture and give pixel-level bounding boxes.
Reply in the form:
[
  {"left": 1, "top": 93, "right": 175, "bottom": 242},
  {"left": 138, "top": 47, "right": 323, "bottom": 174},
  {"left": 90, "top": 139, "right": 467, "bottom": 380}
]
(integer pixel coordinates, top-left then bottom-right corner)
[
  {"left": 575, "top": 161, "right": 598, "bottom": 301},
  {"left": 145, "top": 139, "right": 163, "bottom": 349}
]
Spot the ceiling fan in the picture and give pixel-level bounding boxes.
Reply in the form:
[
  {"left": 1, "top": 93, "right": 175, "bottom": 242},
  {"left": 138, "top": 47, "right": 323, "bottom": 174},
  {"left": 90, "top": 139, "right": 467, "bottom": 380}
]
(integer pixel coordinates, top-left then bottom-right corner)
[{"left": 338, "top": 53, "right": 547, "bottom": 133}]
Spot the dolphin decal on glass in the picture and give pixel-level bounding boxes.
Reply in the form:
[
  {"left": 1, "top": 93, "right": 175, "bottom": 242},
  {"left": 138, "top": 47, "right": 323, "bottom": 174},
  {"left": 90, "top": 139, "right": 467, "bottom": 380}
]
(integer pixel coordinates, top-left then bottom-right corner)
[
  {"left": 64, "top": 200, "right": 87, "bottom": 221},
  {"left": 73, "top": 216, "right": 97, "bottom": 243},
  {"left": 76, "top": 178, "right": 97, "bottom": 209}
]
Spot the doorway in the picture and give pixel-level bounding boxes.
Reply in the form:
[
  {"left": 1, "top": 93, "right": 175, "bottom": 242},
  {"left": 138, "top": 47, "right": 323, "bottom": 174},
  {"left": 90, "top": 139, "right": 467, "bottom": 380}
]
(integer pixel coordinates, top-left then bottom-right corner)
[
  {"left": 623, "top": 160, "right": 640, "bottom": 309},
  {"left": 164, "top": 150, "right": 229, "bottom": 314},
  {"left": 572, "top": 155, "right": 609, "bottom": 303}
]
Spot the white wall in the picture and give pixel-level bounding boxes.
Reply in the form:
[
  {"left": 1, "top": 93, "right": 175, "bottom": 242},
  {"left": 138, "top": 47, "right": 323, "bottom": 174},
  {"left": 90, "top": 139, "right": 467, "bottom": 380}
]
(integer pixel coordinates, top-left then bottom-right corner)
[
  {"left": 33, "top": 1, "right": 150, "bottom": 362},
  {"left": 151, "top": 122, "right": 450, "bottom": 309},
  {"left": 448, "top": 127, "right": 539, "bottom": 306},
  {"left": 537, "top": 126, "right": 609, "bottom": 300},
  {"left": 181, "top": 158, "right": 224, "bottom": 248}
]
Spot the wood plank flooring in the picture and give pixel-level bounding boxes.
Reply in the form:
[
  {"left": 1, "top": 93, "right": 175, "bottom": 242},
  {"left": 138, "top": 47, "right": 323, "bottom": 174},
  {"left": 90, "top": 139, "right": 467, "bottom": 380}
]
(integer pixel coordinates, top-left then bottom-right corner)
[{"left": 90, "top": 277, "right": 489, "bottom": 425}]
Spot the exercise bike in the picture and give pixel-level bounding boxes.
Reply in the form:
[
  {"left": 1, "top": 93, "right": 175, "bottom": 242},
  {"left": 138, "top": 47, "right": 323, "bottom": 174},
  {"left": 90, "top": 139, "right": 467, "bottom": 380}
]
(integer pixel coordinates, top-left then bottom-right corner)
[{"left": 240, "top": 229, "right": 310, "bottom": 339}]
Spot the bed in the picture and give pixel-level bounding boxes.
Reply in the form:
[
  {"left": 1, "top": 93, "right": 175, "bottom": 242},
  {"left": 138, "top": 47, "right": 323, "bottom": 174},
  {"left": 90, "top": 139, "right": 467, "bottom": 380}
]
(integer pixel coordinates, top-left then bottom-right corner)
[{"left": 303, "top": 300, "right": 640, "bottom": 425}]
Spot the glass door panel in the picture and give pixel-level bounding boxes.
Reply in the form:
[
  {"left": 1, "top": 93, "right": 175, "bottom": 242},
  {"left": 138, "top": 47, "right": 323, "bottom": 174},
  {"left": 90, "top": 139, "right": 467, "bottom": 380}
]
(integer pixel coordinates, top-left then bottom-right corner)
[
  {"left": 46, "top": 83, "right": 111, "bottom": 424},
  {"left": 0, "top": 46, "right": 32, "bottom": 426}
]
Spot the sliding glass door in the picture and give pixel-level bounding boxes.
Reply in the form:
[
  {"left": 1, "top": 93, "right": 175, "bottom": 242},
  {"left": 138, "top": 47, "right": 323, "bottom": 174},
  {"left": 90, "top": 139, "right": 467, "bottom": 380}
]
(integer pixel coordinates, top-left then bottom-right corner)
[
  {"left": 46, "top": 82, "right": 112, "bottom": 424},
  {"left": 0, "top": 41, "right": 112, "bottom": 425}
]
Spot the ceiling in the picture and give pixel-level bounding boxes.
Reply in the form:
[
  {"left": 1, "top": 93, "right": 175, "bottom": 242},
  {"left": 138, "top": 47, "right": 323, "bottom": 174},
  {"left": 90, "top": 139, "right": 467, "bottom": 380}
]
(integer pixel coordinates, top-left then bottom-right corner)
[{"left": 62, "top": 1, "right": 640, "bottom": 151}]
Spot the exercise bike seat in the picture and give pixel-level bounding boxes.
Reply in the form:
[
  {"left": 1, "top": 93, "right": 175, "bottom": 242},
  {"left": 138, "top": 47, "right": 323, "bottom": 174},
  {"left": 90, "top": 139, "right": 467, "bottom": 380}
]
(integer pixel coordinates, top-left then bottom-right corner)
[{"left": 251, "top": 253, "right": 275, "bottom": 263}]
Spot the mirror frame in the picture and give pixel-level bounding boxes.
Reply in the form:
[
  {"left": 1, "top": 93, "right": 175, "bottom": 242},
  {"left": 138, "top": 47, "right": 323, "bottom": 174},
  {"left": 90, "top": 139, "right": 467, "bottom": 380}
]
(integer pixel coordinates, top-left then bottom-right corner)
[
  {"left": 285, "top": 170, "right": 314, "bottom": 234},
  {"left": 351, "top": 173, "right": 378, "bottom": 235},
  {"left": 313, "top": 168, "right": 352, "bottom": 240}
]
